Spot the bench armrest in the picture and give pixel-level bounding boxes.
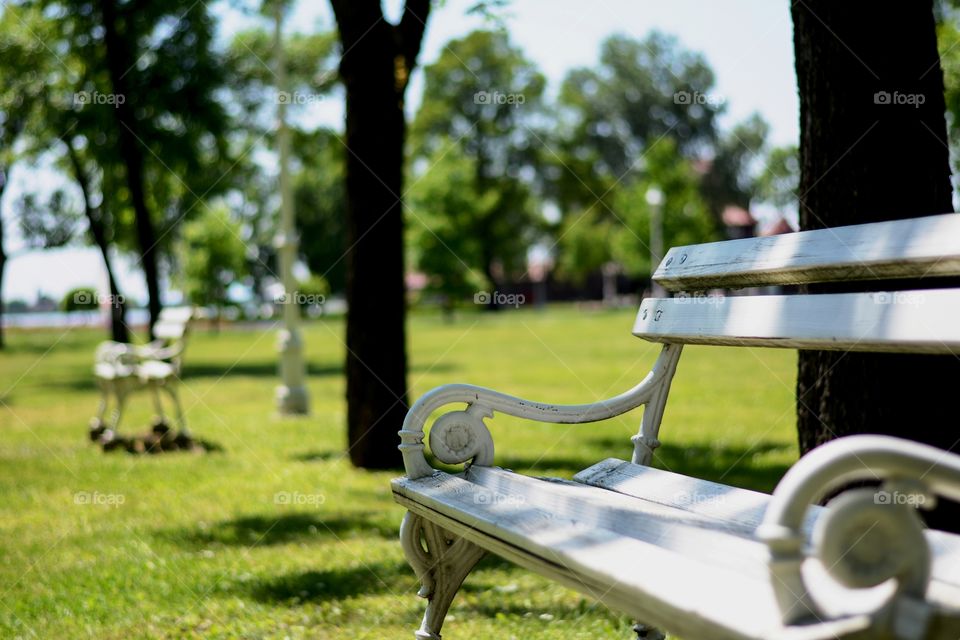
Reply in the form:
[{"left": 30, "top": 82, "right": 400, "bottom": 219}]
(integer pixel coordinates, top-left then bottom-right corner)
[
  {"left": 398, "top": 344, "right": 681, "bottom": 479},
  {"left": 757, "top": 435, "right": 960, "bottom": 629},
  {"left": 133, "top": 340, "right": 184, "bottom": 363}
]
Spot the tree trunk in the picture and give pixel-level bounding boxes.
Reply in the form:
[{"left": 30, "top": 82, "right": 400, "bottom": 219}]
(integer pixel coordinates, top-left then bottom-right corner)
[
  {"left": 65, "top": 139, "right": 129, "bottom": 343},
  {"left": 0, "top": 168, "right": 7, "bottom": 350},
  {"left": 100, "top": 0, "right": 162, "bottom": 338},
  {"left": 330, "top": 0, "right": 430, "bottom": 469},
  {"left": 792, "top": 1, "right": 960, "bottom": 531}
]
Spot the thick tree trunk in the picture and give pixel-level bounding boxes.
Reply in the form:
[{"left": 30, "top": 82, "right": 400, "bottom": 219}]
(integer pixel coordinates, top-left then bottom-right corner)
[
  {"left": 792, "top": 1, "right": 960, "bottom": 531},
  {"left": 100, "top": 0, "right": 162, "bottom": 338},
  {"left": 0, "top": 169, "right": 7, "bottom": 350},
  {"left": 331, "top": 0, "right": 430, "bottom": 469},
  {"left": 66, "top": 140, "right": 129, "bottom": 343},
  {"left": 0, "top": 219, "right": 5, "bottom": 351}
]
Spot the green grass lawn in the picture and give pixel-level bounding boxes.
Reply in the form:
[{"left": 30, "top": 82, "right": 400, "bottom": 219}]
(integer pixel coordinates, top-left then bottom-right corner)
[{"left": 0, "top": 306, "right": 798, "bottom": 639}]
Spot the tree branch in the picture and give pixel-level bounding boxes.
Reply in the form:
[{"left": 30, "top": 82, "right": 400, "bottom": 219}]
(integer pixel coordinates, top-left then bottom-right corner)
[{"left": 397, "top": 0, "right": 431, "bottom": 74}]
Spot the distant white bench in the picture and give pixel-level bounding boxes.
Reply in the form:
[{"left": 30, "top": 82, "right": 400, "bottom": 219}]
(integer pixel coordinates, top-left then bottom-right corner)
[
  {"left": 392, "top": 213, "right": 960, "bottom": 640},
  {"left": 90, "top": 306, "right": 194, "bottom": 451}
]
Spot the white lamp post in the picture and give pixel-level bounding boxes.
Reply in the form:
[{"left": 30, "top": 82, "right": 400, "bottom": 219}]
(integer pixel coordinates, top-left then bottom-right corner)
[
  {"left": 274, "top": 2, "right": 309, "bottom": 415},
  {"left": 646, "top": 186, "right": 665, "bottom": 298}
]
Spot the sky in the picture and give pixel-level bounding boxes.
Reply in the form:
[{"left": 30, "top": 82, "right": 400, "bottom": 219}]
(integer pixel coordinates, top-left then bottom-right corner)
[{"left": 2, "top": 0, "right": 799, "bottom": 306}]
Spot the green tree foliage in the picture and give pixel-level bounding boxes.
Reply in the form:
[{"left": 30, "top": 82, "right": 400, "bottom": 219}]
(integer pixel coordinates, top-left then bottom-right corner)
[
  {"left": 411, "top": 29, "right": 546, "bottom": 299},
  {"left": 548, "top": 32, "right": 769, "bottom": 282},
  {"left": 26, "top": 0, "right": 232, "bottom": 333},
  {"left": 222, "top": 24, "right": 342, "bottom": 296},
  {"left": 291, "top": 128, "right": 347, "bottom": 294},
  {"left": 756, "top": 145, "right": 800, "bottom": 210},
  {"left": 699, "top": 113, "right": 770, "bottom": 214},
  {"left": 937, "top": 3, "right": 960, "bottom": 197},
  {"left": 555, "top": 137, "right": 713, "bottom": 281},
  {"left": 61, "top": 287, "right": 98, "bottom": 312},
  {"left": 177, "top": 205, "right": 248, "bottom": 324},
  {"left": 0, "top": 4, "right": 56, "bottom": 347},
  {"left": 407, "top": 141, "right": 496, "bottom": 312},
  {"left": 554, "top": 31, "right": 720, "bottom": 185}
]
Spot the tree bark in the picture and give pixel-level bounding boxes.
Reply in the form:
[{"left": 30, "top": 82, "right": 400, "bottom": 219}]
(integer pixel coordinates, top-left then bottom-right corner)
[
  {"left": 0, "top": 169, "right": 6, "bottom": 350},
  {"left": 99, "top": 0, "right": 162, "bottom": 338},
  {"left": 0, "top": 117, "right": 25, "bottom": 351},
  {"left": 792, "top": 1, "right": 960, "bottom": 531},
  {"left": 330, "top": 0, "right": 430, "bottom": 469},
  {"left": 65, "top": 139, "right": 129, "bottom": 343}
]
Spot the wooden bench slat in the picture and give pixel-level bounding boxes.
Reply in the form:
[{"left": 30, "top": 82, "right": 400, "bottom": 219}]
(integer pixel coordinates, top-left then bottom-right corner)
[
  {"left": 574, "top": 459, "right": 960, "bottom": 593},
  {"left": 465, "top": 465, "right": 771, "bottom": 578},
  {"left": 654, "top": 213, "right": 960, "bottom": 291},
  {"left": 633, "top": 289, "right": 960, "bottom": 353},
  {"left": 572, "top": 458, "right": 821, "bottom": 538},
  {"left": 157, "top": 306, "right": 194, "bottom": 323},
  {"left": 152, "top": 321, "right": 188, "bottom": 339},
  {"left": 392, "top": 472, "right": 875, "bottom": 640}
]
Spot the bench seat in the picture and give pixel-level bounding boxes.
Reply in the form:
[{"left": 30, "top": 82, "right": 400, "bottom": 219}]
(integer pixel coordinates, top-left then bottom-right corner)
[
  {"left": 392, "top": 214, "right": 960, "bottom": 639},
  {"left": 393, "top": 462, "right": 960, "bottom": 640}
]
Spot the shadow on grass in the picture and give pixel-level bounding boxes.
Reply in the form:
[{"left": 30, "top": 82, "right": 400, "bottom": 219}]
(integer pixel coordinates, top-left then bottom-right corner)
[
  {"left": 184, "top": 361, "right": 454, "bottom": 380},
  {"left": 290, "top": 450, "right": 343, "bottom": 463},
  {"left": 245, "top": 561, "right": 414, "bottom": 603},
  {"left": 182, "top": 362, "right": 343, "bottom": 379},
  {"left": 494, "top": 439, "right": 795, "bottom": 493},
  {"left": 168, "top": 511, "right": 396, "bottom": 548}
]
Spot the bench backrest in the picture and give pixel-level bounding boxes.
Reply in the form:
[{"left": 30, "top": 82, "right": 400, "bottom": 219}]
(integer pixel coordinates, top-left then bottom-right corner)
[
  {"left": 633, "top": 213, "right": 960, "bottom": 354},
  {"left": 151, "top": 306, "right": 194, "bottom": 370},
  {"left": 154, "top": 306, "right": 194, "bottom": 341}
]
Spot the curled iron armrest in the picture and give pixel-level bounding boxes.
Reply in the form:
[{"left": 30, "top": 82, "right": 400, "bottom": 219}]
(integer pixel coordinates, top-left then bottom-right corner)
[
  {"left": 757, "top": 435, "right": 960, "bottom": 632},
  {"left": 398, "top": 344, "right": 681, "bottom": 479}
]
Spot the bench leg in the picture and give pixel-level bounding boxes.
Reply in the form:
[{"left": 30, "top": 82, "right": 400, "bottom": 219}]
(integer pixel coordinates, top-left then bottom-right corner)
[
  {"left": 162, "top": 383, "right": 189, "bottom": 437},
  {"left": 400, "top": 512, "right": 484, "bottom": 640},
  {"left": 89, "top": 381, "right": 111, "bottom": 440},
  {"left": 150, "top": 385, "right": 166, "bottom": 422}
]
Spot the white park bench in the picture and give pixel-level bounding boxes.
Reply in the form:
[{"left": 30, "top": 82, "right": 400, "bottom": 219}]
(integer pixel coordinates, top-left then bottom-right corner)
[
  {"left": 392, "top": 213, "right": 960, "bottom": 640},
  {"left": 89, "top": 306, "right": 194, "bottom": 451}
]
